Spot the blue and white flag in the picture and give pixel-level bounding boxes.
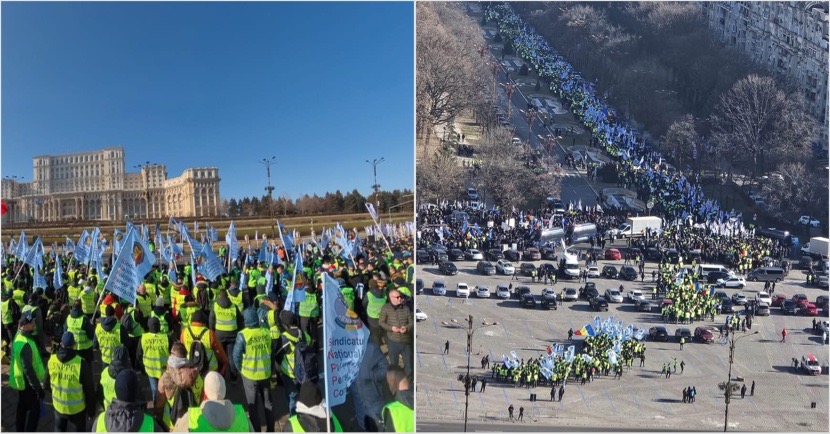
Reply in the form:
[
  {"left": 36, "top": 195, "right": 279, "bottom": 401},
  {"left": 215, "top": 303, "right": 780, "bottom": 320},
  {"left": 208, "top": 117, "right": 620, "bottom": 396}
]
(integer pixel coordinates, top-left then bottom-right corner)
[
  {"left": 104, "top": 228, "right": 155, "bottom": 304},
  {"left": 322, "top": 272, "right": 370, "bottom": 406},
  {"left": 14, "top": 231, "right": 28, "bottom": 258},
  {"left": 74, "top": 230, "right": 90, "bottom": 264},
  {"left": 278, "top": 221, "right": 294, "bottom": 252},
  {"left": 226, "top": 221, "right": 239, "bottom": 262},
  {"left": 33, "top": 251, "right": 47, "bottom": 289},
  {"left": 65, "top": 237, "right": 76, "bottom": 253},
  {"left": 197, "top": 244, "right": 226, "bottom": 282},
  {"left": 365, "top": 202, "right": 379, "bottom": 222},
  {"left": 53, "top": 253, "right": 64, "bottom": 289},
  {"left": 283, "top": 248, "right": 307, "bottom": 311},
  {"left": 23, "top": 237, "right": 44, "bottom": 269}
]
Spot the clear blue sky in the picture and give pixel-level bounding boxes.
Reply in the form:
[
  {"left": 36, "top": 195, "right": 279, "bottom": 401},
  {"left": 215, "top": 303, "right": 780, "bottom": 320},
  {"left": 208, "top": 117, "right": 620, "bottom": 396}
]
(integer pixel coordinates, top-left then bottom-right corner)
[{"left": 2, "top": 1, "right": 414, "bottom": 201}]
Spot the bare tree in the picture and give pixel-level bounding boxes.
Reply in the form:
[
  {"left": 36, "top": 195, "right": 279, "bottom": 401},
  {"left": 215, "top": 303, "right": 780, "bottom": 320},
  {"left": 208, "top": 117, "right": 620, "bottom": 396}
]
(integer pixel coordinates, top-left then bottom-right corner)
[
  {"left": 660, "top": 114, "right": 699, "bottom": 172},
  {"left": 710, "top": 74, "right": 814, "bottom": 178},
  {"left": 761, "top": 162, "right": 828, "bottom": 223},
  {"left": 416, "top": 147, "right": 466, "bottom": 204}
]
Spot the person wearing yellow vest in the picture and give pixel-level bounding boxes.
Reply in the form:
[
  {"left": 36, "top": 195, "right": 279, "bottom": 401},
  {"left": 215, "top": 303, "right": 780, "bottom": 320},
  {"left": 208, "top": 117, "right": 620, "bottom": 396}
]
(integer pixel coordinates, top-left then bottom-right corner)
[
  {"left": 233, "top": 308, "right": 275, "bottom": 432},
  {"left": 392, "top": 277, "right": 412, "bottom": 298},
  {"left": 209, "top": 289, "right": 243, "bottom": 374},
  {"left": 80, "top": 284, "right": 98, "bottom": 317},
  {"left": 363, "top": 281, "right": 387, "bottom": 341},
  {"left": 95, "top": 368, "right": 165, "bottom": 432},
  {"left": 135, "top": 284, "right": 153, "bottom": 322},
  {"left": 95, "top": 305, "right": 129, "bottom": 366},
  {"left": 298, "top": 284, "right": 320, "bottom": 346},
  {"left": 21, "top": 293, "right": 47, "bottom": 353},
  {"left": 10, "top": 311, "right": 46, "bottom": 432},
  {"left": 381, "top": 365, "right": 414, "bottom": 432},
  {"left": 67, "top": 278, "right": 83, "bottom": 304},
  {"left": 98, "top": 345, "right": 132, "bottom": 412},
  {"left": 137, "top": 317, "right": 171, "bottom": 400},
  {"left": 284, "top": 382, "right": 343, "bottom": 432},
  {"left": 180, "top": 310, "right": 228, "bottom": 374},
  {"left": 150, "top": 296, "right": 176, "bottom": 337},
  {"left": 154, "top": 342, "right": 204, "bottom": 430},
  {"left": 65, "top": 299, "right": 95, "bottom": 363},
  {"left": 2, "top": 289, "right": 21, "bottom": 351},
  {"left": 275, "top": 310, "right": 303, "bottom": 414},
  {"left": 50, "top": 332, "right": 96, "bottom": 431},
  {"left": 176, "top": 371, "right": 253, "bottom": 432}
]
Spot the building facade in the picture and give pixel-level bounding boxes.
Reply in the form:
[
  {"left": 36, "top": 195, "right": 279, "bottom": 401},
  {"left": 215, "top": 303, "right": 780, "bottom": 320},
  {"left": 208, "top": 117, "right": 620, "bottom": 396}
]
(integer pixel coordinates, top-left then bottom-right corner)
[
  {"left": 2, "top": 147, "right": 221, "bottom": 223},
  {"left": 699, "top": 1, "right": 829, "bottom": 143}
]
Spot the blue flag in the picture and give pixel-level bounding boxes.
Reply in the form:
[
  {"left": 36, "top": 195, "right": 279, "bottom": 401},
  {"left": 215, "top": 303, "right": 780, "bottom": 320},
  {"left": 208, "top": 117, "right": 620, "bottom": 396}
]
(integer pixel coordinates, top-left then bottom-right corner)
[
  {"left": 53, "top": 254, "right": 64, "bottom": 289},
  {"left": 33, "top": 251, "right": 47, "bottom": 289},
  {"left": 226, "top": 221, "right": 239, "bottom": 262},
  {"left": 278, "top": 221, "right": 294, "bottom": 252},
  {"left": 104, "top": 228, "right": 155, "bottom": 304},
  {"left": 197, "top": 244, "right": 226, "bottom": 282},
  {"left": 322, "top": 272, "right": 370, "bottom": 406},
  {"left": 23, "top": 238, "right": 44, "bottom": 269},
  {"left": 14, "top": 231, "right": 28, "bottom": 258}
]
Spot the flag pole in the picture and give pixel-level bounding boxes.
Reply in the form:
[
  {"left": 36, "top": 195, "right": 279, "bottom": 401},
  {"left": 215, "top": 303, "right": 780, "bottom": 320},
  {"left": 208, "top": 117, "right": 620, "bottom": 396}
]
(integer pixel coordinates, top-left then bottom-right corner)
[{"left": 322, "top": 272, "right": 332, "bottom": 434}]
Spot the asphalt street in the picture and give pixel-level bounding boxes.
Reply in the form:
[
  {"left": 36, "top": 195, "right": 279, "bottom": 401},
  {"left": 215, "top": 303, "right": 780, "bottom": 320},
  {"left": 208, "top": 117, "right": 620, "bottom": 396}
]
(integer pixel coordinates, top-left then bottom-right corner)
[{"left": 414, "top": 245, "right": 829, "bottom": 431}]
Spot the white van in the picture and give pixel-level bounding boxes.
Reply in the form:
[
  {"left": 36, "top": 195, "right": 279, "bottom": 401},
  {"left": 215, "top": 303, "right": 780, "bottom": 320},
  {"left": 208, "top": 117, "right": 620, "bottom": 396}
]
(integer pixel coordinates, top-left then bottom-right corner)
[{"left": 698, "top": 264, "right": 729, "bottom": 277}]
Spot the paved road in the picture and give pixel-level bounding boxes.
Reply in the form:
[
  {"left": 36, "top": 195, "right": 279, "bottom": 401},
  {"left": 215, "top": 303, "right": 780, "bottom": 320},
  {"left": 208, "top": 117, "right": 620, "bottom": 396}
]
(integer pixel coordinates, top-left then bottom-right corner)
[
  {"left": 414, "top": 243, "right": 830, "bottom": 431},
  {"left": 418, "top": 420, "right": 708, "bottom": 432}
]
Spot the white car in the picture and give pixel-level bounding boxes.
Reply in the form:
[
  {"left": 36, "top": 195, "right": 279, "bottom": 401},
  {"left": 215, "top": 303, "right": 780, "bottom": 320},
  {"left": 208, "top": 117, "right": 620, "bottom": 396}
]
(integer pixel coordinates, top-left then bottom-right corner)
[
  {"left": 604, "top": 288, "right": 623, "bottom": 303},
  {"left": 496, "top": 259, "right": 515, "bottom": 275},
  {"left": 731, "top": 292, "right": 748, "bottom": 305},
  {"left": 755, "top": 291, "right": 772, "bottom": 305},
  {"left": 415, "top": 308, "right": 428, "bottom": 322},
  {"left": 467, "top": 187, "right": 479, "bottom": 200},
  {"left": 717, "top": 277, "right": 746, "bottom": 289},
  {"left": 456, "top": 283, "right": 470, "bottom": 298},
  {"left": 627, "top": 289, "right": 644, "bottom": 302},
  {"left": 563, "top": 287, "right": 578, "bottom": 301},
  {"left": 799, "top": 216, "right": 821, "bottom": 227},
  {"left": 802, "top": 243, "right": 812, "bottom": 254},
  {"left": 587, "top": 266, "right": 600, "bottom": 278},
  {"left": 512, "top": 137, "right": 522, "bottom": 146},
  {"left": 464, "top": 249, "right": 484, "bottom": 260},
  {"left": 496, "top": 285, "right": 510, "bottom": 299},
  {"left": 475, "top": 285, "right": 491, "bottom": 298},
  {"left": 432, "top": 280, "right": 447, "bottom": 296}
]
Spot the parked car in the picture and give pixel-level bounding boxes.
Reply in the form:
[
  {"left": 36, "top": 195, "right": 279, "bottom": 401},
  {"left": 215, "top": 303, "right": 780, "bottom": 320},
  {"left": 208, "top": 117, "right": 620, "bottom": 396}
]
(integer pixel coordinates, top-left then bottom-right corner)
[
  {"left": 587, "top": 266, "right": 600, "bottom": 278},
  {"left": 467, "top": 187, "right": 479, "bottom": 200},
  {"left": 519, "top": 287, "right": 535, "bottom": 308},
  {"left": 755, "top": 291, "right": 772, "bottom": 305},
  {"left": 476, "top": 261, "right": 496, "bottom": 276},
  {"left": 619, "top": 265, "right": 638, "bottom": 281},
  {"left": 416, "top": 279, "right": 424, "bottom": 295},
  {"left": 694, "top": 326, "right": 717, "bottom": 343},
  {"left": 519, "top": 263, "right": 537, "bottom": 276},
  {"left": 731, "top": 292, "right": 748, "bottom": 305},
  {"left": 627, "top": 289, "right": 644, "bottom": 302},
  {"left": 648, "top": 326, "right": 670, "bottom": 341},
  {"left": 798, "top": 216, "right": 821, "bottom": 227},
  {"left": 432, "top": 280, "right": 447, "bottom": 296},
  {"left": 438, "top": 261, "right": 458, "bottom": 276},
  {"left": 428, "top": 247, "right": 449, "bottom": 262},
  {"left": 675, "top": 327, "right": 692, "bottom": 342},
  {"left": 464, "top": 249, "right": 484, "bottom": 260},
  {"left": 755, "top": 302, "right": 770, "bottom": 316},
  {"left": 496, "top": 285, "right": 510, "bottom": 299},
  {"left": 665, "top": 249, "right": 680, "bottom": 264},
  {"left": 475, "top": 285, "right": 491, "bottom": 298},
  {"left": 415, "top": 308, "right": 428, "bottom": 322},
  {"left": 604, "top": 288, "right": 623, "bottom": 303},
  {"left": 718, "top": 277, "right": 746, "bottom": 289},
  {"left": 720, "top": 297, "right": 734, "bottom": 313},
  {"left": 636, "top": 298, "right": 653, "bottom": 312},
  {"left": 496, "top": 259, "right": 515, "bottom": 275},
  {"left": 800, "top": 354, "right": 822, "bottom": 375},
  {"left": 503, "top": 249, "right": 521, "bottom": 261},
  {"left": 539, "top": 263, "right": 557, "bottom": 277},
  {"left": 801, "top": 302, "right": 819, "bottom": 316},
  {"left": 781, "top": 299, "right": 798, "bottom": 315},
  {"left": 486, "top": 249, "right": 505, "bottom": 261},
  {"left": 416, "top": 249, "right": 430, "bottom": 264},
  {"left": 602, "top": 265, "right": 618, "bottom": 279},
  {"left": 589, "top": 296, "right": 609, "bottom": 311},
  {"left": 793, "top": 294, "right": 810, "bottom": 307},
  {"left": 446, "top": 249, "right": 464, "bottom": 261},
  {"left": 456, "top": 283, "right": 470, "bottom": 298},
  {"left": 579, "top": 282, "right": 598, "bottom": 299},
  {"left": 563, "top": 287, "right": 578, "bottom": 302},
  {"left": 540, "top": 246, "right": 558, "bottom": 260},
  {"left": 816, "top": 295, "right": 829, "bottom": 309},
  {"left": 771, "top": 293, "right": 788, "bottom": 307},
  {"left": 645, "top": 247, "right": 662, "bottom": 261},
  {"left": 522, "top": 248, "right": 542, "bottom": 261},
  {"left": 605, "top": 248, "right": 622, "bottom": 260},
  {"left": 551, "top": 199, "right": 566, "bottom": 214},
  {"left": 540, "top": 288, "right": 558, "bottom": 310},
  {"left": 706, "top": 271, "right": 733, "bottom": 284}
]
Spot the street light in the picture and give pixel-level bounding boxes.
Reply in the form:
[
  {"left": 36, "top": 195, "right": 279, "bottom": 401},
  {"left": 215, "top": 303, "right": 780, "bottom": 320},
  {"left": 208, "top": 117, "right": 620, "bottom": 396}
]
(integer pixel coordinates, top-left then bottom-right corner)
[
  {"left": 500, "top": 82, "right": 517, "bottom": 119},
  {"left": 521, "top": 108, "right": 538, "bottom": 143},
  {"left": 259, "top": 156, "right": 277, "bottom": 237},
  {"left": 441, "top": 315, "right": 499, "bottom": 432},
  {"left": 720, "top": 330, "right": 759, "bottom": 432},
  {"left": 365, "top": 157, "right": 385, "bottom": 217}
]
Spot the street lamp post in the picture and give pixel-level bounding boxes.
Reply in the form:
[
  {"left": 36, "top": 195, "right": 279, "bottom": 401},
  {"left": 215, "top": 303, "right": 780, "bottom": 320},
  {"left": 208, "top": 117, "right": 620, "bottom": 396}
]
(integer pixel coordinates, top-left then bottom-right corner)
[
  {"left": 521, "top": 108, "right": 538, "bottom": 144},
  {"left": 721, "top": 330, "right": 759, "bottom": 432},
  {"left": 365, "top": 157, "right": 385, "bottom": 218},
  {"left": 259, "top": 156, "right": 277, "bottom": 237},
  {"left": 442, "top": 315, "right": 499, "bottom": 432},
  {"left": 500, "top": 82, "right": 516, "bottom": 119},
  {"left": 134, "top": 161, "right": 152, "bottom": 221}
]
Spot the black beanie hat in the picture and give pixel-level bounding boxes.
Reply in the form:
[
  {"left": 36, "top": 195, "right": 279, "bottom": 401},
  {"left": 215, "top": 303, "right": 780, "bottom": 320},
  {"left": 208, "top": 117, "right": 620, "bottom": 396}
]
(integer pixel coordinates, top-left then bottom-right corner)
[
  {"left": 115, "top": 369, "right": 140, "bottom": 402},
  {"left": 298, "top": 382, "right": 322, "bottom": 407}
]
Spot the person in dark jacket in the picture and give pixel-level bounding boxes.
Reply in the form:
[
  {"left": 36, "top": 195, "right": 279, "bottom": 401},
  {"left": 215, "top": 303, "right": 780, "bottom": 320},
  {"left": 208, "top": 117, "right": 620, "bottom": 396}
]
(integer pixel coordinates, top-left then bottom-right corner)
[
  {"left": 382, "top": 365, "right": 414, "bottom": 432},
  {"left": 98, "top": 345, "right": 133, "bottom": 411},
  {"left": 10, "top": 312, "right": 45, "bottom": 432},
  {"left": 93, "top": 369, "right": 166, "bottom": 432},
  {"left": 283, "top": 382, "right": 339, "bottom": 432},
  {"left": 350, "top": 332, "right": 390, "bottom": 431},
  {"left": 378, "top": 289, "right": 413, "bottom": 379},
  {"left": 275, "top": 310, "right": 302, "bottom": 415},
  {"left": 94, "top": 307, "right": 130, "bottom": 365}
]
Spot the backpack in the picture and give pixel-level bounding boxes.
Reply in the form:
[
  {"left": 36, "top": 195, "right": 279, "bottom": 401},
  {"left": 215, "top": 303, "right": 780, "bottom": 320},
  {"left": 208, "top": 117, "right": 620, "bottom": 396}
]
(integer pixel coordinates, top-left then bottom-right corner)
[
  {"left": 187, "top": 327, "right": 211, "bottom": 376},
  {"left": 293, "top": 340, "right": 319, "bottom": 384}
]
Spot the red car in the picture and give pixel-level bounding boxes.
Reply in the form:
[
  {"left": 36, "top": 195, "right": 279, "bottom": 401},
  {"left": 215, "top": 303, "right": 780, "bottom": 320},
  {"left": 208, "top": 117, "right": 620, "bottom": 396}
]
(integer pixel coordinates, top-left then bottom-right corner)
[
  {"left": 771, "top": 293, "right": 788, "bottom": 307},
  {"left": 693, "top": 326, "right": 716, "bottom": 343},
  {"left": 605, "top": 248, "right": 621, "bottom": 260},
  {"left": 793, "top": 294, "right": 809, "bottom": 308},
  {"left": 800, "top": 302, "right": 818, "bottom": 316}
]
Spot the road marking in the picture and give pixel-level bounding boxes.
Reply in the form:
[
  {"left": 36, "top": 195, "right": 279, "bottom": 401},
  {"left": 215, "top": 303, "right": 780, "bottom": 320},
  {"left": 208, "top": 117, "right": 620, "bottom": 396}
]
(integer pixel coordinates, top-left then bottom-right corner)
[
  {"left": 655, "top": 391, "right": 671, "bottom": 413},
  {"left": 479, "top": 390, "right": 486, "bottom": 408},
  {"left": 523, "top": 320, "right": 533, "bottom": 338},
  {"left": 432, "top": 317, "right": 438, "bottom": 335},
  {"left": 633, "top": 394, "right": 641, "bottom": 411},
  {"left": 423, "top": 385, "right": 433, "bottom": 405},
  {"left": 604, "top": 387, "right": 617, "bottom": 412},
  {"left": 441, "top": 353, "right": 448, "bottom": 370},
  {"left": 450, "top": 381, "right": 459, "bottom": 407},
  {"left": 501, "top": 321, "right": 509, "bottom": 336},
  {"left": 546, "top": 320, "right": 554, "bottom": 336},
  {"left": 502, "top": 386, "right": 510, "bottom": 404},
  {"left": 577, "top": 384, "right": 590, "bottom": 410},
  {"left": 418, "top": 351, "right": 422, "bottom": 368}
]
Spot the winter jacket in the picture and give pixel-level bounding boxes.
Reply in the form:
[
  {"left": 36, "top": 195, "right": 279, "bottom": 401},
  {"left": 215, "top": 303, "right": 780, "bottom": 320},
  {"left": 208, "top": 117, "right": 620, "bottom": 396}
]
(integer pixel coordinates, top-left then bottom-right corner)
[{"left": 99, "top": 398, "right": 166, "bottom": 432}]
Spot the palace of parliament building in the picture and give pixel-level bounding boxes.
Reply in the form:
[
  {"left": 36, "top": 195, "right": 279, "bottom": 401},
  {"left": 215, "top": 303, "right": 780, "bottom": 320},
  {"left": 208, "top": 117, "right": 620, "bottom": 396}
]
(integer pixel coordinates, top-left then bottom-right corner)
[{"left": 2, "top": 147, "right": 220, "bottom": 223}]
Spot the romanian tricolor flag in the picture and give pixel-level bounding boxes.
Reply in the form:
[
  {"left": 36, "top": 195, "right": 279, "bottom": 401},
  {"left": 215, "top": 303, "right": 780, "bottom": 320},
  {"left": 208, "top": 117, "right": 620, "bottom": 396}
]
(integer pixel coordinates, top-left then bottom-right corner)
[{"left": 573, "top": 324, "right": 596, "bottom": 337}]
